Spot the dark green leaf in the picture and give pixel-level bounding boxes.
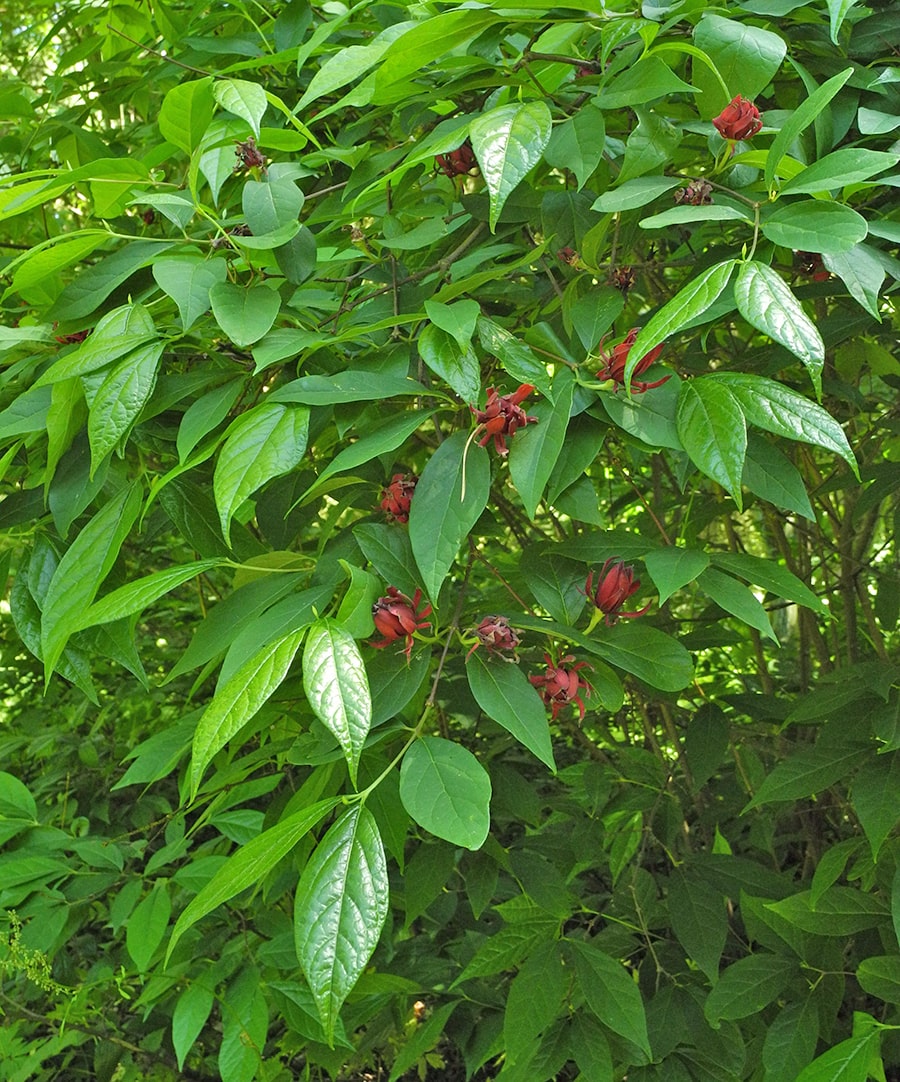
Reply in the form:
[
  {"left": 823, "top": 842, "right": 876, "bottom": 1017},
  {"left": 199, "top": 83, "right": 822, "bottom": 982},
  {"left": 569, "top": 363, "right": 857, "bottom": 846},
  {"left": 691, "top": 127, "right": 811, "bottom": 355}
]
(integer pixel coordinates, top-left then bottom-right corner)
[
  {"left": 676, "top": 377, "right": 747, "bottom": 505},
  {"left": 399, "top": 736, "right": 491, "bottom": 850},
  {"left": 466, "top": 652, "right": 555, "bottom": 771}
]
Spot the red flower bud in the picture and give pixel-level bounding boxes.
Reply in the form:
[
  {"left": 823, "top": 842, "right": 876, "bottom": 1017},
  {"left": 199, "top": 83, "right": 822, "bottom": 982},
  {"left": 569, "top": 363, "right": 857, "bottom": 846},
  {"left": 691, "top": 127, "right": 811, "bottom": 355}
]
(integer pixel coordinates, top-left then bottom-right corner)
[
  {"left": 466, "top": 615, "right": 521, "bottom": 661},
  {"left": 370, "top": 587, "right": 432, "bottom": 660},
  {"left": 435, "top": 140, "right": 478, "bottom": 177},
  {"left": 712, "top": 96, "right": 763, "bottom": 142},
  {"left": 595, "top": 328, "right": 669, "bottom": 394},
  {"left": 471, "top": 385, "right": 538, "bottom": 456},
  {"left": 380, "top": 473, "right": 417, "bottom": 524},
  {"left": 529, "top": 653, "right": 593, "bottom": 720},
  {"left": 583, "top": 558, "right": 651, "bottom": 625}
]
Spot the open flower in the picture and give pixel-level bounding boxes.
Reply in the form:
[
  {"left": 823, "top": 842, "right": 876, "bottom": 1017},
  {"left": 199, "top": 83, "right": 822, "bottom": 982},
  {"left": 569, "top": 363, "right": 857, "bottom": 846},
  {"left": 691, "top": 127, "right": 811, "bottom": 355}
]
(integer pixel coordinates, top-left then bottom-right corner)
[
  {"left": 466, "top": 616, "right": 521, "bottom": 662},
  {"left": 595, "top": 328, "right": 670, "bottom": 394},
  {"left": 435, "top": 141, "right": 478, "bottom": 177},
  {"left": 380, "top": 473, "right": 417, "bottom": 524},
  {"left": 584, "top": 559, "right": 651, "bottom": 625},
  {"left": 674, "top": 179, "right": 713, "bottom": 206},
  {"left": 371, "top": 587, "right": 432, "bottom": 660},
  {"left": 712, "top": 96, "right": 763, "bottom": 141},
  {"left": 471, "top": 384, "right": 538, "bottom": 455},
  {"left": 530, "top": 654, "right": 593, "bottom": 720}
]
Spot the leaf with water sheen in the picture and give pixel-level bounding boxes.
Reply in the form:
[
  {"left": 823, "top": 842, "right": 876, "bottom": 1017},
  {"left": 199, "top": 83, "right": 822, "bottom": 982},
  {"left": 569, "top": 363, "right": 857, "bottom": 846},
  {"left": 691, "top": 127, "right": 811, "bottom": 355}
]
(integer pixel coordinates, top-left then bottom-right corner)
[
  {"left": 302, "top": 619, "right": 372, "bottom": 787},
  {"left": 294, "top": 805, "right": 389, "bottom": 1045}
]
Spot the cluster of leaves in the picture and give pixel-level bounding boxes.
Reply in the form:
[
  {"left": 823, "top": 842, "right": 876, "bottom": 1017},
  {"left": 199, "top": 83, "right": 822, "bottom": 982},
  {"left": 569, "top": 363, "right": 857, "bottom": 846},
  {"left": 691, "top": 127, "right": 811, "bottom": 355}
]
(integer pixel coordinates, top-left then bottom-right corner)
[{"left": 0, "top": 0, "right": 899, "bottom": 1079}]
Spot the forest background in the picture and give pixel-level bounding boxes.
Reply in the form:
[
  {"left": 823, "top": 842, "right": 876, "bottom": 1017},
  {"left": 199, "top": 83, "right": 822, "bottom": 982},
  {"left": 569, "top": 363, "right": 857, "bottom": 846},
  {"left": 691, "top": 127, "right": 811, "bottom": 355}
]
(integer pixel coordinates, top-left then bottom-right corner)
[{"left": 0, "top": 0, "right": 898, "bottom": 1080}]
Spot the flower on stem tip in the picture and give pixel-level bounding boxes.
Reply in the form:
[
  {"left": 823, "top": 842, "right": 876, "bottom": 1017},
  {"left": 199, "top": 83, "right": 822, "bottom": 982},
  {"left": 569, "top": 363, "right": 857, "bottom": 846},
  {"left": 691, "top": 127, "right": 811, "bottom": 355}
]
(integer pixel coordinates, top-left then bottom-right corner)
[
  {"left": 466, "top": 616, "right": 522, "bottom": 662},
  {"left": 584, "top": 558, "right": 651, "bottom": 625},
  {"left": 371, "top": 587, "right": 432, "bottom": 660},
  {"left": 529, "top": 654, "right": 593, "bottom": 720},
  {"left": 380, "top": 473, "right": 417, "bottom": 524},
  {"left": 595, "top": 329, "right": 670, "bottom": 394},
  {"left": 471, "top": 384, "right": 538, "bottom": 456},
  {"left": 435, "top": 141, "right": 478, "bottom": 177},
  {"left": 712, "top": 96, "right": 763, "bottom": 142}
]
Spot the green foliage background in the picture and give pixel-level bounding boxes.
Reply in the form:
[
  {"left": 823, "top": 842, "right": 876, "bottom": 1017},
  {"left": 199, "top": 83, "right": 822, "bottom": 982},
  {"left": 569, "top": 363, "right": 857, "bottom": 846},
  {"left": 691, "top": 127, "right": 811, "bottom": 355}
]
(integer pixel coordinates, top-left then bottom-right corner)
[{"left": 0, "top": 0, "right": 898, "bottom": 1079}]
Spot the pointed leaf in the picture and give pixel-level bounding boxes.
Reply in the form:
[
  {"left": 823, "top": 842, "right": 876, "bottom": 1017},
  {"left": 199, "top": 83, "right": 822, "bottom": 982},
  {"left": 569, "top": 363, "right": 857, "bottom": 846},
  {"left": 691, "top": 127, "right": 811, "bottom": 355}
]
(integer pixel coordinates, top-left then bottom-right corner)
[
  {"left": 466, "top": 652, "right": 555, "bottom": 770},
  {"left": 644, "top": 547, "right": 709, "bottom": 605},
  {"left": 77, "top": 559, "right": 222, "bottom": 629},
  {"left": 418, "top": 322, "right": 481, "bottom": 404},
  {"left": 399, "top": 736, "right": 491, "bottom": 849},
  {"left": 153, "top": 256, "right": 228, "bottom": 331},
  {"left": 88, "top": 340, "right": 163, "bottom": 474},
  {"left": 676, "top": 377, "right": 747, "bottom": 505},
  {"left": 209, "top": 281, "right": 282, "bottom": 347},
  {"left": 294, "top": 805, "right": 389, "bottom": 1044},
  {"left": 765, "top": 68, "right": 853, "bottom": 190},
  {"left": 704, "top": 955, "right": 796, "bottom": 1027},
  {"left": 302, "top": 619, "right": 372, "bottom": 787},
  {"left": 508, "top": 369, "right": 573, "bottom": 520},
  {"left": 698, "top": 567, "right": 777, "bottom": 641},
  {"left": 568, "top": 939, "right": 651, "bottom": 1058},
  {"left": 470, "top": 102, "right": 552, "bottom": 231},
  {"left": 745, "top": 743, "right": 871, "bottom": 809},
  {"left": 214, "top": 79, "right": 268, "bottom": 137}
]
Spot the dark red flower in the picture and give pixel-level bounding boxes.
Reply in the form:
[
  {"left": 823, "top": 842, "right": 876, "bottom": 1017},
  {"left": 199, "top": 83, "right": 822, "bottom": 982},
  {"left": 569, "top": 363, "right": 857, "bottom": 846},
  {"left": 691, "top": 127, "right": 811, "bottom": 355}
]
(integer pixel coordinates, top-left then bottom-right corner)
[
  {"left": 380, "top": 473, "right": 417, "bottom": 524},
  {"left": 471, "top": 384, "right": 538, "bottom": 456},
  {"left": 467, "top": 616, "right": 521, "bottom": 661},
  {"left": 141, "top": 208, "right": 156, "bottom": 226},
  {"left": 435, "top": 141, "right": 478, "bottom": 178},
  {"left": 595, "top": 328, "right": 670, "bottom": 394},
  {"left": 371, "top": 587, "right": 432, "bottom": 660},
  {"left": 54, "top": 327, "right": 91, "bottom": 345},
  {"left": 795, "top": 251, "right": 829, "bottom": 283},
  {"left": 712, "top": 96, "right": 763, "bottom": 141},
  {"left": 530, "top": 653, "right": 593, "bottom": 720},
  {"left": 673, "top": 179, "right": 713, "bottom": 206},
  {"left": 584, "top": 558, "right": 651, "bottom": 625},
  {"left": 234, "top": 137, "right": 266, "bottom": 172}
]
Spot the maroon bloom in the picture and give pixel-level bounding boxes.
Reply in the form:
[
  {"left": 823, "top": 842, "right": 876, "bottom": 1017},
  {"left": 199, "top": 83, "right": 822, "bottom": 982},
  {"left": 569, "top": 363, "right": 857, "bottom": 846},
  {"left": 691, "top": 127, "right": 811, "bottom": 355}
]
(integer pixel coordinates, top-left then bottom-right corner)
[
  {"left": 796, "top": 251, "right": 829, "bottom": 283},
  {"left": 673, "top": 179, "right": 713, "bottom": 206},
  {"left": 712, "top": 96, "right": 763, "bottom": 141},
  {"left": 54, "top": 326, "right": 92, "bottom": 345},
  {"left": 435, "top": 141, "right": 478, "bottom": 178},
  {"left": 530, "top": 653, "right": 593, "bottom": 720},
  {"left": 471, "top": 384, "right": 538, "bottom": 456},
  {"left": 371, "top": 587, "right": 432, "bottom": 660},
  {"left": 466, "top": 616, "right": 521, "bottom": 662},
  {"left": 557, "top": 246, "right": 578, "bottom": 265},
  {"left": 584, "top": 558, "right": 651, "bottom": 625},
  {"left": 380, "top": 473, "right": 417, "bottom": 524},
  {"left": 595, "top": 328, "right": 670, "bottom": 394},
  {"left": 234, "top": 136, "right": 267, "bottom": 172}
]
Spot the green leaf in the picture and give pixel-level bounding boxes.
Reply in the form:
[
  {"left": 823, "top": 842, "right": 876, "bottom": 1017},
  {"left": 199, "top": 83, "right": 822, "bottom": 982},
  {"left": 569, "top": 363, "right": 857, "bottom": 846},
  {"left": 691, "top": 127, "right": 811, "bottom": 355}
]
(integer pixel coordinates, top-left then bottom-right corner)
[
  {"left": 703, "top": 954, "right": 796, "bottom": 1027},
  {"left": 466, "top": 653, "right": 555, "bottom": 771},
  {"left": 159, "top": 77, "right": 216, "bottom": 155},
  {"left": 709, "top": 552, "right": 827, "bottom": 613},
  {"left": 693, "top": 14, "right": 787, "bottom": 112},
  {"left": 592, "top": 176, "right": 681, "bottom": 213},
  {"left": 765, "top": 68, "right": 853, "bottom": 191},
  {"left": 40, "top": 483, "right": 142, "bottom": 680},
  {"left": 302, "top": 619, "right": 371, "bottom": 787},
  {"left": 793, "top": 1033, "right": 879, "bottom": 1082},
  {"left": 684, "top": 703, "right": 731, "bottom": 790},
  {"left": 272, "top": 372, "right": 429, "bottom": 406},
  {"left": 599, "top": 55, "right": 697, "bottom": 111},
  {"left": 388, "top": 1001, "right": 458, "bottom": 1082},
  {"left": 857, "top": 956, "right": 900, "bottom": 1005},
  {"left": 153, "top": 256, "right": 228, "bottom": 331},
  {"left": 476, "top": 317, "right": 553, "bottom": 397},
  {"left": 214, "top": 401, "right": 309, "bottom": 545},
  {"left": 190, "top": 627, "right": 307, "bottom": 796},
  {"left": 698, "top": 567, "right": 777, "bottom": 640},
  {"left": 713, "top": 372, "right": 859, "bottom": 477},
  {"left": 424, "top": 299, "right": 480, "bottom": 353},
  {"left": 88, "top": 340, "right": 164, "bottom": 474},
  {"left": 209, "top": 281, "right": 282, "bottom": 347},
  {"left": 172, "top": 982, "right": 216, "bottom": 1071},
  {"left": 668, "top": 869, "right": 727, "bottom": 981},
  {"left": 214, "top": 79, "right": 268, "bottom": 137},
  {"left": 294, "top": 805, "right": 389, "bottom": 1045},
  {"left": 644, "top": 547, "right": 709, "bottom": 605},
  {"left": 521, "top": 548, "right": 586, "bottom": 625},
  {"left": 568, "top": 939, "right": 651, "bottom": 1058},
  {"left": 470, "top": 102, "right": 553, "bottom": 232},
  {"left": 46, "top": 241, "right": 175, "bottom": 322},
  {"left": 242, "top": 177, "right": 304, "bottom": 233},
  {"left": 825, "top": 0, "right": 862, "bottom": 44},
  {"left": 508, "top": 368, "right": 573, "bottom": 519},
  {"left": 353, "top": 524, "right": 422, "bottom": 600},
  {"left": 503, "top": 942, "right": 568, "bottom": 1067},
  {"left": 734, "top": 260, "right": 824, "bottom": 393},
  {"left": 418, "top": 323, "right": 481, "bottom": 404},
  {"left": 543, "top": 104, "right": 605, "bottom": 190},
  {"left": 762, "top": 997, "right": 819, "bottom": 1082},
  {"left": 77, "top": 559, "right": 222, "bottom": 629},
  {"left": 618, "top": 108, "right": 681, "bottom": 185},
  {"left": 625, "top": 261, "right": 736, "bottom": 380},
  {"left": 167, "top": 798, "right": 339, "bottom": 961},
  {"left": 782, "top": 149, "right": 899, "bottom": 195},
  {"left": 743, "top": 433, "right": 815, "bottom": 520},
  {"left": 408, "top": 430, "right": 491, "bottom": 603},
  {"left": 676, "top": 377, "right": 746, "bottom": 506},
  {"left": 763, "top": 200, "right": 867, "bottom": 256},
  {"left": 399, "top": 736, "right": 491, "bottom": 850},
  {"left": 639, "top": 204, "right": 751, "bottom": 229},
  {"left": 765, "top": 887, "right": 889, "bottom": 935},
  {"left": 126, "top": 881, "right": 171, "bottom": 972},
  {"left": 823, "top": 244, "right": 885, "bottom": 321},
  {"left": 745, "top": 743, "right": 870, "bottom": 809},
  {"left": 852, "top": 753, "right": 900, "bottom": 860}
]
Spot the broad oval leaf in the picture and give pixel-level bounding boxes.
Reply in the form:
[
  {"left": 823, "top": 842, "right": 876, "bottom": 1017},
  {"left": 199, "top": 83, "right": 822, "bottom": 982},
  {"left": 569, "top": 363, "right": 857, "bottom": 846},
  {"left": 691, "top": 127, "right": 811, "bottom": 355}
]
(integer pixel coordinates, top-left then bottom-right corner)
[
  {"left": 153, "top": 256, "right": 228, "bottom": 332},
  {"left": 302, "top": 619, "right": 372, "bottom": 787},
  {"left": 704, "top": 954, "right": 796, "bottom": 1027},
  {"left": 644, "top": 546, "right": 709, "bottom": 605},
  {"left": 470, "top": 101, "right": 552, "bottom": 231},
  {"left": 418, "top": 322, "right": 481, "bottom": 404},
  {"left": 568, "top": 939, "right": 651, "bottom": 1058},
  {"left": 214, "top": 78, "right": 268, "bottom": 137},
  {"left": 408, "top": 429, "right": 491, "bottom": 603},
  {"left": 399, "top": 736, "right": 491, "bottom": 849},
  {"left": 159, "top": 77, "right": 216, "bottom": 155},
  {"left": 698, "top": 567, "right": 777, "bottom": 641},
  {"left": 466, "top": 652, "right": 555, "bottom": 771},
  {"left": 214, "top": 401, "right": 309, "bottom": 545},
  {"left": 676, "top": 377, "right": 747, "bottom": 505},
  {"left": 761, "top": 200, "right": 867, "bottom": 255},
  {"left": 190, "top": 626, "right": 307, "bottom": 796},
  {"left": 781, "top": 148, "right": 900, "bottom": 195},
  {"left": 209, "top": 281, "right": 282, "bottom": 347},
  {"left": 294, "top": 805, "right": 389, "bottom": 1045},
  {"left": 592, "top": 176, "right": 681, "bottom": 213},
  {"left": 508, "top": 368, "right": 573, "bottom": 520},
  {"left": 167, "top": 797, "right": 339, "bottom": 962}
]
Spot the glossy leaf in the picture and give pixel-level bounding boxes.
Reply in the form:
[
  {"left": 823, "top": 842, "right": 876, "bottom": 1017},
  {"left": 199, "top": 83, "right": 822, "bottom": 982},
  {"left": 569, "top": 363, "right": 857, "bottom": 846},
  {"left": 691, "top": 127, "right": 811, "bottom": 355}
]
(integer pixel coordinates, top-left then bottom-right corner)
[
  {"left": 302, "top": 619, "right": 372, "bottom": 787},
  {"left": 209, "top": 281, "right": 282, "bottom": 347},
  {"left": 77, "top": 559, "right": 222, "bottom": 630},
  {"left": 214, "top": 79, "right": 268, "bottom": 137},
  {"left": 466, "top": 652, "right": 555, "bottom": 770},
  {"left": 644, "top": 547, "right": 709, "bottom": 604},
  {"left": 508, "top": 368, "right": 574, "bottom": 519},
  {"left": 159, "top": 77, "right": 216, "bottom": 155},
  {"left": 418, "top": 323, "right": 481, "bottom": 404},
  {"left": 399, "top": 736, "right": 491, "bottom": 850},
  {"left": 88, "top": 340, "right": 164, "bottom": 474},
  {"left": 698, "top": 567, "right": 777, "bottom": 640},
  {"left": 793, "top": 1033, "right": 879, "bottom": 1082},
  {"left": 762, "top": 200, "right": 867, "bottom": 255},
  {"left": 592, "top": 176, "right": 680, "bottom": 213},
  {"left": 765, "top": 68, "right": 853, "bottom": 190},
  {"left": 543, "top": 104, "right": 605, "bottom": 190},
  {"left": 294, "top": 805, "right": 389, "bottom": 1044},
  {"left": 153, "top": 256, "right": 228, "bottom": 331},
  {"left": 676, "top": 377, "right": 747, "bottom": 506},
  {"left": 470, "top": 102, "right": 553, "bottom": 231}
]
